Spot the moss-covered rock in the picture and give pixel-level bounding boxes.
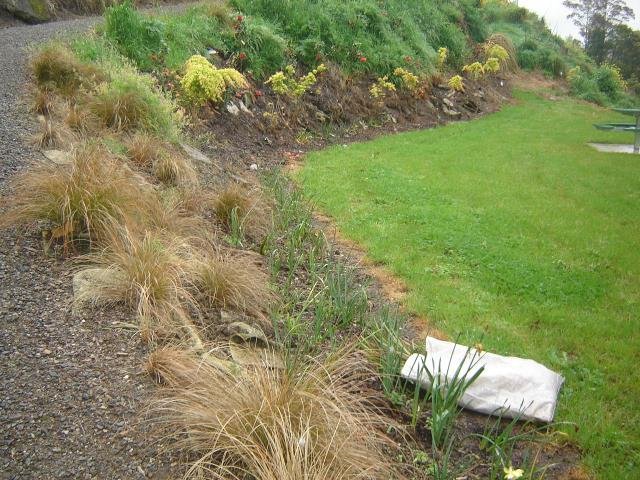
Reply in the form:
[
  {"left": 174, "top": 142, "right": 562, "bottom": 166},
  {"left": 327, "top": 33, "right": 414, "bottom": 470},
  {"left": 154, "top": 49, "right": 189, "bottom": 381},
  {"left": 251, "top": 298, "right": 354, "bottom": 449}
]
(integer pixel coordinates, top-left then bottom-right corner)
[{"left": 0, "top": 0, "right": 51, "bottom": 23}]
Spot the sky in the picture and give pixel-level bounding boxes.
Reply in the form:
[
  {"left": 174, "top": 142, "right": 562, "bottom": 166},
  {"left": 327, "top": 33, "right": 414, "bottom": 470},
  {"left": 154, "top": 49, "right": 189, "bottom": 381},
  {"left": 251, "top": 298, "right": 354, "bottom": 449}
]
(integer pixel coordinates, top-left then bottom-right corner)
[{"left": 517, "top": 0, "right": 640, "bottom": 39}]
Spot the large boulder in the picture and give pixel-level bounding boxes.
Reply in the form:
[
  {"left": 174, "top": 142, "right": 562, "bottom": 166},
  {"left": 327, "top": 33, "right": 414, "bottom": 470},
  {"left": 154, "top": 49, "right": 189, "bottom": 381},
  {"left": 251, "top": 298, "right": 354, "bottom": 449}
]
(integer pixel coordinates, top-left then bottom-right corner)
[{"left": 1, "top": 0, "right": 52, "bottom": 23}]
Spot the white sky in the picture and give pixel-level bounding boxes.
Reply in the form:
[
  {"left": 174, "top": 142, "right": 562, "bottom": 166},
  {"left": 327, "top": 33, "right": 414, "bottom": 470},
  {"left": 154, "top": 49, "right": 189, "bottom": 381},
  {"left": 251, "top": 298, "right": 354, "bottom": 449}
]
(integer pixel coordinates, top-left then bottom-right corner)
[{"left": 516, "top": 0, "right": 640, "bottom": 39}]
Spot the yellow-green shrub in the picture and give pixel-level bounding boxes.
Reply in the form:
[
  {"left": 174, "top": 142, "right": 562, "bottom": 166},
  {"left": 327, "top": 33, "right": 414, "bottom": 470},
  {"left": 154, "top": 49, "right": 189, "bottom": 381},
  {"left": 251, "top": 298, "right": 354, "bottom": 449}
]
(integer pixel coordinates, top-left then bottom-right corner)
[
  {"left": 180, "top": 55, "right": 247, "bottom": 106},
  {"left": 462, "top": 61, "right": 485, "bottom": 80},
  {"left": 448, "top": 75, "right": 465, "bottom": 92},
  {"left": 369, "top": 76, "right": 396, "bottom": 99},
  {"left": 484, "top": 57, "right": 501, "bottom": 74},
  {"left": 437, "top": 47, "right": 448, "bottom": 70},
  {"left": 393, "top": 67, "right": 419, "bottom": 92},
  {"left": 265, "top": 64, "right": 327, "bottom": 97}
]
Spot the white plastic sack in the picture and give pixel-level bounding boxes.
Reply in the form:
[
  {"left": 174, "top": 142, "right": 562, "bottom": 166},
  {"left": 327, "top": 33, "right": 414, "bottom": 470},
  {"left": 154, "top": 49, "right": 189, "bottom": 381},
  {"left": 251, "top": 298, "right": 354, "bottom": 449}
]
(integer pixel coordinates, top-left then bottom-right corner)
[{"left": 401, "top": 337, "right": 564, "bottom": 423}]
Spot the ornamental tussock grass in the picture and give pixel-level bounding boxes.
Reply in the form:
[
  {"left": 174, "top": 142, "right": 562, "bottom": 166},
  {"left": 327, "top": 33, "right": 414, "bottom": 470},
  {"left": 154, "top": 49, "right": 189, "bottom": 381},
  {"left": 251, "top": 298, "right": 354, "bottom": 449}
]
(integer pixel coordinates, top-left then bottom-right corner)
[
  {"left": 77, "top": 224, "right": 203, "bottom": 347},
  {"left": 214, "top": 182, "right": 272, "bottom": 240},
  {"left": 89, "top": 69, "right": 181, "bottom": 139},
  {"left": 192, "top": 250, "right": 275, "bottom": 317},
  {"left": 31, "top": 116, "right": 71, "bottom": 149},
  {"left": 1, "top": 143, "right": 152, "bottom": 244},
  {"left": 31, "top": 88, "right": 55, "bottom": 116},
  {"left": 152, "top": 152, "right": 199, "bottom": 188},
  {"left": 63, "top": 102, "right": 100, "bottom": 135},
  {"left": 126, "top": 132, "right": 164, "bottom": 169},
  {"left": 31, "top": 44, "right": 105, "bottom": 97},
  {"left": 150, "top": 347, "right": 403, "bottom": 480}
]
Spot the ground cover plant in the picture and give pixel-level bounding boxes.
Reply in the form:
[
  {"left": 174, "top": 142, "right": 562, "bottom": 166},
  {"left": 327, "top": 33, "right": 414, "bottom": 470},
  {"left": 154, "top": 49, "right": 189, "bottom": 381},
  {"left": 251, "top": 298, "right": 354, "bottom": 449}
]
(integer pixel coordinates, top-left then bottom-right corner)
[{"left": 299, "top": 90, "right": 640, "bottom": 479}]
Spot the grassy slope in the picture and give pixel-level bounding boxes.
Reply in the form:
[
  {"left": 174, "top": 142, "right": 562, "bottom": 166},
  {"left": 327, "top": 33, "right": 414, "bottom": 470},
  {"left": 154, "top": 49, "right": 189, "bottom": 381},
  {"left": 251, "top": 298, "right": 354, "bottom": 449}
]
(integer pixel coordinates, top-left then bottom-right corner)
[{"left": 299, "top": 91, "right": 640, "bottom": 478}]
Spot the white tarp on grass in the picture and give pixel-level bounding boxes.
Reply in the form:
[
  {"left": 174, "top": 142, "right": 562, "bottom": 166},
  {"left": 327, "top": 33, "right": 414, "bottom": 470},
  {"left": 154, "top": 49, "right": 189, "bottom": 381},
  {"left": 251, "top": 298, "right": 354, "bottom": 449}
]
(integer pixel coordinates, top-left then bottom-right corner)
[{"left": 401, "top": 337, "right": 564, "bottom": 423}]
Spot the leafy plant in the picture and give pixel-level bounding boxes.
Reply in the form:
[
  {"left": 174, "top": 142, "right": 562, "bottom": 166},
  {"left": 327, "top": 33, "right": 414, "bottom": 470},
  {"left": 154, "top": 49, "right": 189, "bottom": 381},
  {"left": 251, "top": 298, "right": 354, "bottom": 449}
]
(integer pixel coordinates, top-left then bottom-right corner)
[
  {"left": 180, "top": 55, "right": 248, "bottom": 106},
  {"left": 393, "top": 67, "right": 420, "bottom": 92},
  {"left": 463, "top": 61, "right": 485, "bottom": 80},
  {"left": 448, "top": 74, "right": 465, "bottom": 92},
  {"left": 369, "top": 75, "right": 396, "bottom": 99},
  {"left": 265, "top": 63, "right": 327, "bottom": 97},
  {"left": 437, "top": 47, "right": 448, "bottom": 70},
  {"left": 425, "top": 342, "right": 485, "bottom": 448}
]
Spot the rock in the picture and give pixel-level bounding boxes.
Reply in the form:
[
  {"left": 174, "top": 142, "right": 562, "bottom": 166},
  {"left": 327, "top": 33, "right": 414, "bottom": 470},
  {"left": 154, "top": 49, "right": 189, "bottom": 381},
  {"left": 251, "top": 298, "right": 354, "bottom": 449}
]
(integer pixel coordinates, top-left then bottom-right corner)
[
  {"left": 41, "top": 149, "right": 71, "bottom": 166},
  {"left": 238, "top": 100, "right": 252, "bottom": 115},
  {"left": 443, "top": 106, "right": 461, "bottom": 117},
  {"left": 72, "top": 268, "right": 112, "bottom": 315},
  {"left": 226, "top": 102, "right": 240, "bottom": 116},
  {"left": 180, "top": 143, "right": 212, "bottom": 165},
  {"left": 442, "top": 97, "right": 455, "bottom": 108},
  {"left": 249, "top": 163, "right": 258, "bottom": 171},
  {"left": 0, "top": 0, "right": 51, "bottom": 23}
]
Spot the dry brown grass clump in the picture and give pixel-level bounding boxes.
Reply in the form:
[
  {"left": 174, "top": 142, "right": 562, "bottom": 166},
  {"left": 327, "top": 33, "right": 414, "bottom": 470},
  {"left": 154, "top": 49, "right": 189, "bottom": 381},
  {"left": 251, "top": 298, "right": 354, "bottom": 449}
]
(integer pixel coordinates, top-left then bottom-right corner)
[
  {"left": 1, "top": 143, "right": 153, "bottom": 244},
  {"left": 192, "top": 251, "right": 275, "bottom": 317},
  {"left": 214, "top": 183, "right": 272, "bottom": 240},
  {"left": 152, "top": 152, "right": 199, "bottom": 188},
  {"left": 77, "top": 225, "right": 203, "bottom": 346},
  {"left": 126, "top": 133, "right": 164, "bottom": 169},
  {"left": 31, "top": 89, "right": 55, "bottom": 116},
  {"left": 150, "top": 348, "right": 403, "bottom": 480},
  {"left": 31, "top": 115, "right": 70, "bottom": 149},
  {"left": 63, "top": 102, "right": 99, "bottom": 135},
  {"left": 31, "top": 44, "right": 105, "bottom": 96}
]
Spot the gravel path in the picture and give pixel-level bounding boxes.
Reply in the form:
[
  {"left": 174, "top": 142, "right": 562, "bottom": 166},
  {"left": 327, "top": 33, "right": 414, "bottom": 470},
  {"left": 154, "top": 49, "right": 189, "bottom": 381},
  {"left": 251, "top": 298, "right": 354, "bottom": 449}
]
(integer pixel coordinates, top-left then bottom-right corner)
[{"left": 0, "top": 11, "right": 189, "bottom": 480}]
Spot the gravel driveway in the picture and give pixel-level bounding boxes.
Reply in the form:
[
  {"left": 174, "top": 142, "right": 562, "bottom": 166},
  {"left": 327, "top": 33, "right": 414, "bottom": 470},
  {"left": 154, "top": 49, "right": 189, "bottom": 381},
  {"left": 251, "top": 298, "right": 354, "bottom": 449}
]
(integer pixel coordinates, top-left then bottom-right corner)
[{"left": 0, "top": 11, "right": 189, "bottom": 480}]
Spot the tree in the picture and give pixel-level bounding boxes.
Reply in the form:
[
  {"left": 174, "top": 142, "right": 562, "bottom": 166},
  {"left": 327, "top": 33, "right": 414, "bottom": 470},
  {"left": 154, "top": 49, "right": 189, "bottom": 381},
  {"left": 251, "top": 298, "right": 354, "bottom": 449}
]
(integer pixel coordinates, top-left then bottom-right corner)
[{"left": 563, "top": 0, "right": 635, "bottom": 62}]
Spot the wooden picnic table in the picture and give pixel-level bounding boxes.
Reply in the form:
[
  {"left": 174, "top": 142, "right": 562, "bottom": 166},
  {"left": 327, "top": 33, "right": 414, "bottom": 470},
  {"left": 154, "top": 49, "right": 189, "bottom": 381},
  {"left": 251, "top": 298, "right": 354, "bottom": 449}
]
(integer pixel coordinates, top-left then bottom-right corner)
[{"left": 595, "top": 107, "right": 640, "bottom": 154}]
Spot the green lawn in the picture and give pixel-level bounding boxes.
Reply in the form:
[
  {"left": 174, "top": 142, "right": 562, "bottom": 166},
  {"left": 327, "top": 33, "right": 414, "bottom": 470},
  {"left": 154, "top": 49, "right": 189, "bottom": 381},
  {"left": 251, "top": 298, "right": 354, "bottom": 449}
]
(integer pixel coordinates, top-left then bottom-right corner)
[{"left": 299, "top": 91, "right": 640, "bottom": 479}]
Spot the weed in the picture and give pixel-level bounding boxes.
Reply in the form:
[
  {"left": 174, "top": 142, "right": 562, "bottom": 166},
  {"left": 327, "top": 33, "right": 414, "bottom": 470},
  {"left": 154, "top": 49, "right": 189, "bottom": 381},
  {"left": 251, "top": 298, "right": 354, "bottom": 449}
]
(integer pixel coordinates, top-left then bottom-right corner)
[
  {"left": 150, "top": 347, "right": 401, "bottom": 479},
  {"left": 105, "top": 0, "right": 166, "bottom": 71},
  {"left": 313, "top": 260, "right": 369, "bottom": 332},
  {"left": 426, "top": 342, "right": 484, "bottom": 448},
  {"left": 362, "top": 306, "right": 411, "bottom": 403}
]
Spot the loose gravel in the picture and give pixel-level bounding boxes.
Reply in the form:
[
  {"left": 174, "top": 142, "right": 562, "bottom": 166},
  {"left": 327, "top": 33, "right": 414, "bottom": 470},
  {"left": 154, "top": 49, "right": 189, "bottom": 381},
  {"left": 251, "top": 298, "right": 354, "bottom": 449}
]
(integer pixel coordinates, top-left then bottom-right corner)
[{"left": 0, "top": 12, "right": 187, "bottom": 480}]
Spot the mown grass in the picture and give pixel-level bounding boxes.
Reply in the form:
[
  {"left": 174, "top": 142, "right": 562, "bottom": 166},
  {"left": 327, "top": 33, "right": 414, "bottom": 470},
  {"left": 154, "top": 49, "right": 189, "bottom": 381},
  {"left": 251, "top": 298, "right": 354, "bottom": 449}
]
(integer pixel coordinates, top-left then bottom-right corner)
[{"left": 299, "top": 90, "right": 640, "bottom": 479}]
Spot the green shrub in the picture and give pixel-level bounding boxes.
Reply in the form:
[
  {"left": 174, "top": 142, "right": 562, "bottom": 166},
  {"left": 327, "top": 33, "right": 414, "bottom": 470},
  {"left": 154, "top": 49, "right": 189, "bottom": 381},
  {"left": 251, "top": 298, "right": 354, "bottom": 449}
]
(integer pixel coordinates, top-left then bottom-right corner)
[
  {"left": 105, "top": 0, "right": 166, "bottom": 71},
  {"left": 517, "top": 49, "right": 537, "bottom": 71},
  {"left": 540, "top": 50, "right": 566, "bottom": 78},
  {"left": 161, "top": 6, "right": 234, "bottom": 70},
  {"left": 593, "top": 64, "right": 627, "bottom": 100},
  {"left": 460, "top": 0, "right": 488, "bottom": 43},
  {"left": 236, "top": 16, "right": 289, "bottom": 79}
]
